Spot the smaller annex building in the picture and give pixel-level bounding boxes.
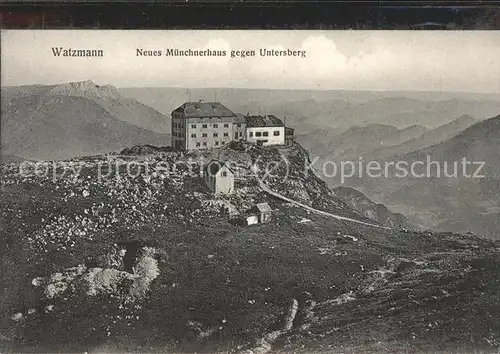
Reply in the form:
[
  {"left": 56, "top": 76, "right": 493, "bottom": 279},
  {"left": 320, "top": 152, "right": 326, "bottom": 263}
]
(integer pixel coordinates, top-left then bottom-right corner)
[
  {"left": 242, "top": 202, "right": 273, "bottom": 225},
  {"left": 245, "top": 115, "right": 285, "bottom": 146},
  {"left": 203, "top": 159, "right": 235, "bottom": 195}
]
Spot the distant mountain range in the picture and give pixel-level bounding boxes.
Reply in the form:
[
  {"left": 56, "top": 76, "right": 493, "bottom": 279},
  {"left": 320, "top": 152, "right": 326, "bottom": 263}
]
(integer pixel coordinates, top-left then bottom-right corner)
[
  {"left": 305, "top": 114, "right": 481, "bottom": 177},
  {"left": 297, "top": 123, "right": 429, "bottom": 164},
  {"left": 345, "top": 116, "right": 500, "bottom": 239},
  {"left": 1, "top": 80, "right": 170, "bottom": 160},
  {"left": 2, "top": 81, "right": 499, "bottom": 238},
  {"left": 119, "top": 87, "right": 500, "bottom": 134},
  {"left": 11, "top": 82, "right": 499, "bottom": 162},
  {"left": 0, "top": 154, "right": 29, "bottom": 164},
  {"left": 362, "top": 114, "right": 478, "bottom": 162}
]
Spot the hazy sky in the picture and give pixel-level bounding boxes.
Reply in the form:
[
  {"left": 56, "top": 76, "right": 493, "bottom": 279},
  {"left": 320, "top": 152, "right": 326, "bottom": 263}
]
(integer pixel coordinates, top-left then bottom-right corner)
[{"left": 1, "top": 30, "right": 499, "bottom": 93}]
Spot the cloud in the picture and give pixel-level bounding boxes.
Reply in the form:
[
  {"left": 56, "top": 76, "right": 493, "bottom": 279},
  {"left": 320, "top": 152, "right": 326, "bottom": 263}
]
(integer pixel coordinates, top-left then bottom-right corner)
[
  {"left": 184, "top": 38, "right": 232, "bottom": 66},
  {"left": 300, "top": 35, "right": 348, "bottom": 74},
  {"left": 247, "top": 35, "right": 396, "bottom": 89},
  {"left": 246, "top": 35, "right": 348, "bottom": 87},
  {"left": 1, "top": 30, "right": 499, "bottom": 93}
]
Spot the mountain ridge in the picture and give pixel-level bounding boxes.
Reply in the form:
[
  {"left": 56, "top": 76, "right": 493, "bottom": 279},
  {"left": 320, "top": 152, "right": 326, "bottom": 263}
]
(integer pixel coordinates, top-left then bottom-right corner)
[
  {"left": 45, "top": 80, "right": 123, "bottom": 100},
  {"left": 348, "top": 115, "right": 500, "bottom": 239},
  {"left": 362, "top": 114, "right": 478, "bottom": 163},
  {"left": 1, "top": 81, "right": 171, "bottom": 160}
]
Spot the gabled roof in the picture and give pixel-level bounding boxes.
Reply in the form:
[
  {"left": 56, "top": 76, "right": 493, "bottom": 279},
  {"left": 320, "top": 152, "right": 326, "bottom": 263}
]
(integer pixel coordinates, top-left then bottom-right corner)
[
  {"left": 245, "top": 115, "right": 284, "bottom": 128},
  {"left": 173, "top": 102, "right": 236, "bottom": 118},
  {"left": 253, "top": 202, "right": 272, "bottom": 213},
  {"left": 234, "top": 113, "right": 247, "bottom": 124},
  {"left": 203, "top": 159, "right": 234, "bottom": 176}
]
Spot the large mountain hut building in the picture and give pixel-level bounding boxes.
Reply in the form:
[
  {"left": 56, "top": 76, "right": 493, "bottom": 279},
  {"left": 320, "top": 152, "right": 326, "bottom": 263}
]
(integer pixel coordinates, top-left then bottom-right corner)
[{"left": 171, "top": 101, "right": 294, "bottom": 150}]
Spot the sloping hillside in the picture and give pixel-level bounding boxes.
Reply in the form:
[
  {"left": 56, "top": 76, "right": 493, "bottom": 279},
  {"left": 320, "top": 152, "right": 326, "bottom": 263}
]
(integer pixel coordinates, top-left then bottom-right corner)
[
  {"left": 363, "top": 114, "right": 478, "bottom": 162},
  {"left": 1, "top": 141, "right": 499, "bottom": 353},
  {"left": 3, "top": 81, "right": 170, "bottom": 134},
  {"left": 350, "top": 116, "right": 500, "bottom": 239},
  {"left": 333, "top": 186, "right": 418, "bottom": 230},
  {"left": 1, "top": 95, "right": 169, "bottom": 160},
  {"left": 1, "top": 81, "right": 170, "bottom": 160},
  {"left": 298, "top": 123, "right": 428, "bottom": 164},
  {"left": 402, "top": 115, "right": 500, "bottom": 174}
]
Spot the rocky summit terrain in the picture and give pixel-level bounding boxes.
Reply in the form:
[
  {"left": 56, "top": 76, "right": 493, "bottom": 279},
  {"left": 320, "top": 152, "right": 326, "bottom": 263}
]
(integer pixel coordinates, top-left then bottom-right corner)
[
  {"left": 332, "top": 186, "right": 417, "bottom": 230},
  {"left": 1, "top": 141, "right": 499, "bottom": 353}
]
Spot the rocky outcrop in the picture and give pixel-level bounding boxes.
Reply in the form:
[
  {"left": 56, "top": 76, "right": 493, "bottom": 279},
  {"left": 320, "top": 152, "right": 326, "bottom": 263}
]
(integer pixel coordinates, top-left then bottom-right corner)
[
  {"left": 31, "top": 245, "right": 161, "bottom": 303},
  {"left": 46, "top": 80, "right": 123, "bottom": 101},
  {"left": 333, "top": 186, "right": 416, "bottom": 229}
]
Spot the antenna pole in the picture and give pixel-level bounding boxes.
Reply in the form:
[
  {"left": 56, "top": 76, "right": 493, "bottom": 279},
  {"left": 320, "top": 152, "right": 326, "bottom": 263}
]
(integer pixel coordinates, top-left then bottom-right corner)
[{"left": 284, "top": 103, "right": 287, "bottom": 126}]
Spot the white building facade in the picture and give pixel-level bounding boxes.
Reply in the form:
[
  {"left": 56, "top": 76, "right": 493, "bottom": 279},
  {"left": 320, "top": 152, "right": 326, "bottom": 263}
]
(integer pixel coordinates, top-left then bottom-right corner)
[
  {"left": 245, "top": 115, "right": 285, "bottom": 146},
  {"left": 171, "top": 102, "right": 290, "bottom": 150},
  {"left": 171, "top": 102, "right": 246, "bottom": 150},
  {"left": 203, "top": 160, "right": 235, "bottom": 194}
]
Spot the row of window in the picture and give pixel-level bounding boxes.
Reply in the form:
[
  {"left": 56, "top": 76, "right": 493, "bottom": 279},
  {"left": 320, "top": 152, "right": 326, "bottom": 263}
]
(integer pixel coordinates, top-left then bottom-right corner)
[
  {"left": 196, "top": 141, "right": 229, "bottom": 147},
  {"left": 179, "top": 131, "right": 279, "bottom": 139},
  {"left": 249, "top": 131, "right": 280, "bottom": 137},
  {"left": 193, "top": 123, "right": 243, "bottom": 129},
  {"left": 191, "top": 132, "right": 229, "bottom": 138},
  {"left": 174, "top": 122, "right": 244, "bottom": 129},
  {"left": 190, "top": 132, "right": 244, "bottom": 139}
]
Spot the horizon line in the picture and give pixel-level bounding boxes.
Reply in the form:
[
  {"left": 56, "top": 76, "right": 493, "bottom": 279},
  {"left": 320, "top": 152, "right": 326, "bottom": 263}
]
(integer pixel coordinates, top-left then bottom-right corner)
[{"left": 2, "top": 81, "right": 499, "bottom": 96}]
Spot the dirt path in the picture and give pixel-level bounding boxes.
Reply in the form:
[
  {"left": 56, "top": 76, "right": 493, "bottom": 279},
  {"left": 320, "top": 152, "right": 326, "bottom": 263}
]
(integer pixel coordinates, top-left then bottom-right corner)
[
  {"left": 258, "top": 180, "right": 391, "bottom": 230},
  {"left": 241, "top": 299, "right": 299, "bottom": 354}
]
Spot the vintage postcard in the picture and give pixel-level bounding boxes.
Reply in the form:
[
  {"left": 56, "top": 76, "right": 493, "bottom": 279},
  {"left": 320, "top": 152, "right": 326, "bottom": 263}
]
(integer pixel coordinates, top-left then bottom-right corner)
[{"left": 1, "top": 30, "right": 499, "bottom": 353}]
